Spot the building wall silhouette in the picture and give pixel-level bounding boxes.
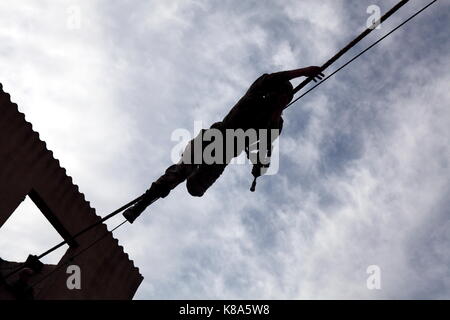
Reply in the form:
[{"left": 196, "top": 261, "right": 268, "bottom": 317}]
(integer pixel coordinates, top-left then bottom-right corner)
[{"left": 0, "top": 83, "right": 143, "bottom": 299}]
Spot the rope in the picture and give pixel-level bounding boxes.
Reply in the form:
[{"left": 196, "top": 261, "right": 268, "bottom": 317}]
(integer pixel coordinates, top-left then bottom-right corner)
[
  {"left": 28, "top": 219, "right": 128, "bottom": 294},
  {"left": 285, "top": 0, "right": 438, "bottom": 109},
  {"left": 2, "top": 195, "right": 143, "bottom": 281}
]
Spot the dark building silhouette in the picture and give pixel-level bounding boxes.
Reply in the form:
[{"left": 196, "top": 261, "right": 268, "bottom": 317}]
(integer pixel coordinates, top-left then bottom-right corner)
[{"left": 0, "top": 83, "right": 143, "bottom": 299}]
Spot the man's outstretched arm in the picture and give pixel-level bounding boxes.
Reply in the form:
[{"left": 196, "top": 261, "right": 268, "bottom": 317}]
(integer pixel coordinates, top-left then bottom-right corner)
[{"left": 271, "top": 66, "right": 325, "bottom": 83}]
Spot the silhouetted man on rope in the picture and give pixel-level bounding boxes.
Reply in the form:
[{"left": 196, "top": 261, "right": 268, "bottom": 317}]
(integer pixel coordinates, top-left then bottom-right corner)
[{"left": 124, "top": 66, "right": 324, "bottom": 223}]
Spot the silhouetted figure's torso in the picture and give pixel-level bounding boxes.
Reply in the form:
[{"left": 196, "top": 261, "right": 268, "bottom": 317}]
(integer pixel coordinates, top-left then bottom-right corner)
[{"left": 223, "top": 73, "right": 293, "bottom": 131}]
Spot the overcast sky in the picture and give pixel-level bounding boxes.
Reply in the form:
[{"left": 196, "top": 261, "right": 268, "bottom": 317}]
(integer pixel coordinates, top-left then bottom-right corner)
[{"left": 0, "top": 0, "right": 449, "bottom": 299}]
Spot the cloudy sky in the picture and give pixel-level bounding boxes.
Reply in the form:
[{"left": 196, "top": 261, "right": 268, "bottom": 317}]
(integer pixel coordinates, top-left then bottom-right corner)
[{"left": 0, "top": 0, "right": 449, "bottom": 299}]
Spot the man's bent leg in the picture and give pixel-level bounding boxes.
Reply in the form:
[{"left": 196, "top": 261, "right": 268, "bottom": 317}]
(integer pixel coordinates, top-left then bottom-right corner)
[
  {"left": 186, "top": 163, "right": 227, "bottom": 197},
  {"left": 153, "top": 162, "right": 196, "bottom": 197},
  {"left": 123, "top": 162, "right": 196, "bottom": 223},
  {"left": 123, "top": 122, "right": 224, "bottom": 222}
]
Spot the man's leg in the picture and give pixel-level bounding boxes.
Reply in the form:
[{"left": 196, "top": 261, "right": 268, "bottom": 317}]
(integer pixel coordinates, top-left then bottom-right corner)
[
  {"left": 185, "top": 121, "right": 229, "bottom": 197},
  {"left": 186, "top": 163, "right": 227, "bottom": 197},
  {"left": 123, "top": 161, "right": 197, "bottom": 223},
  {"left": 122, "top": 126, "right": 208, "bottom": 223},
  {"left": 154, "top": 163, "right": 195, "bottom": 196},
  {"left": 123, "top": 122, "right": 225, "bottom": 223}
]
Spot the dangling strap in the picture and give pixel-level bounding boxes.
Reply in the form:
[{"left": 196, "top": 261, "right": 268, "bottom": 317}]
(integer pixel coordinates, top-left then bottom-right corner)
[
  {"left": 249, "top": 163, "right": 268, "bottom": 192},
  {"left": 250, "top": 176, "right": 257, "bottom": 192}
]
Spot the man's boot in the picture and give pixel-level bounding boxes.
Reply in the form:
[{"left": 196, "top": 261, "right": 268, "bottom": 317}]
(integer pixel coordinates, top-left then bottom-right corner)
[{"left": 123, "top": 183, "right": 169, "bottom": 223}]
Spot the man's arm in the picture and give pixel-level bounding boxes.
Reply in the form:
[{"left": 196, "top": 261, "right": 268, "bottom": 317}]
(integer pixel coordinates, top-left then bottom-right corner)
[{"left": 271, "top": 66, "right": 325, "bottom": 83}]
